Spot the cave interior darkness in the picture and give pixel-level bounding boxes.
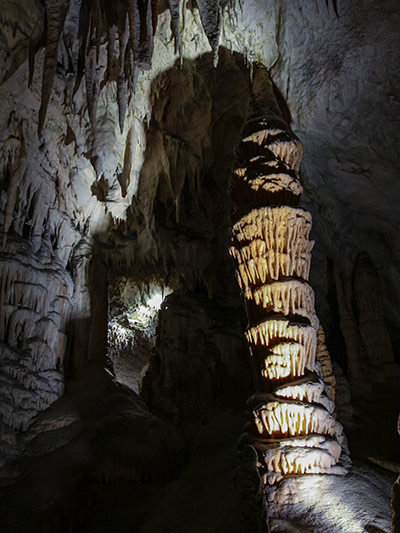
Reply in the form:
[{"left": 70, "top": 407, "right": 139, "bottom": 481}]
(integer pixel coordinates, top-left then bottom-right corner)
[{"left": 1, "top": 1, "right": 400, "bottom": 532}]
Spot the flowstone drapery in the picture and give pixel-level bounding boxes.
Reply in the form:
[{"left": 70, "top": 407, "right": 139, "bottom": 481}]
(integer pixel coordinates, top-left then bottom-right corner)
[{"left": 230, "top": 107, "right": 349, "bottom": 501}]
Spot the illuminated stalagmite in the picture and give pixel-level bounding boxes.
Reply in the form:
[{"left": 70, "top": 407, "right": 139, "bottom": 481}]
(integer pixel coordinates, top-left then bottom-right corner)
[{"left": 230, "top": 82, "right": 349, "bottom": 497}]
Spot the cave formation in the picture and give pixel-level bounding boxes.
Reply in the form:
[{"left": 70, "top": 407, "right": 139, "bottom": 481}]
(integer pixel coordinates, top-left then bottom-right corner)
[
  {"left": 229, "top": 71, "right": 349, "bottom": 500},
  {"left": 0, "top": 1, "right": 400, "bottom": 532}
]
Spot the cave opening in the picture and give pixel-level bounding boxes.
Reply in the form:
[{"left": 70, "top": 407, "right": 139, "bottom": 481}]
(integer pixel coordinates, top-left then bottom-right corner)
[{"left": 106, "top": 277, "right": 172, "bottom": 393}]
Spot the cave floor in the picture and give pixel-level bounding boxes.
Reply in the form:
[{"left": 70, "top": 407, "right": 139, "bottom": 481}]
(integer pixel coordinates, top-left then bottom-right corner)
[{"left": 0, "top": 369, "right": 396, "bottom": 533}]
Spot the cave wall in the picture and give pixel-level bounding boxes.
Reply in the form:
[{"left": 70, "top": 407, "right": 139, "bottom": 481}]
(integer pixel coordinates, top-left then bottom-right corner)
[
  {"left": 270, "top": 0, "right": 400, "bottom": 353},
  {"left": 0, "top": 2, "right": 399, "bottom": 532},
  {"left": 0, "top": 0, "right": 399, "bottom": 469}
]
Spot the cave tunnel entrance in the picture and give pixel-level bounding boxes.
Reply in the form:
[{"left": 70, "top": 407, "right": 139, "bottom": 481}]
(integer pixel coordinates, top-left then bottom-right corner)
[{"left": 107, "top": 277, "right": 172, "bottom": 393}]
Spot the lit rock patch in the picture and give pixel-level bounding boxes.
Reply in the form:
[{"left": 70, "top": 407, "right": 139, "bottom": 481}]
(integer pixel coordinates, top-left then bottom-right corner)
[{"left": 229, "top": 88, "right": 349, "bottom": 501}]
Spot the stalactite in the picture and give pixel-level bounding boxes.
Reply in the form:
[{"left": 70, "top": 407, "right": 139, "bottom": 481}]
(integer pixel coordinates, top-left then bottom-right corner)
[
  {"left": 117, "top": 14, "right": 130, "bottom": 134},
  {"left": 128, "top": 0, "right": 154, "bottom": 70},
  {"left": 106, "top": 24, "right": 118, "bottom": 81},
  {"left": 38, "top": 0, "right": 68, "bottom": 136},
  {"left": 34, "top": 1, "right": 246, "bottom": 134},
  {"left": 119, "top": 126, "right": 134, "bottom": 196},
  {"left": 85, "top": 30, "right": 99, "bottom": 129},
  {"left": 167, "top": 0, "right": 183, "bottom": 58},
  {"left": 37, "top": 0, "right": 158, "bottom": 134},
  {"left": 196, "top": 0, "right": 222, "bottom": 65},
  {"left": 229, "top": 71, "right": 349, "bottom": 503},
  {"left": 93, "top": 0, "right": 103, "bottom": 62}
]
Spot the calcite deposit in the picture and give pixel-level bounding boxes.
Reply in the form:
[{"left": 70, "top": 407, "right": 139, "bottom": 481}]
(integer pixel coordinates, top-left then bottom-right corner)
[
  {"left": 0, "top": 1, "right": 399, "bottom": 532},
  {"left": 0, "top": 236, "right": 73, "bottom": 430},
  {"left": 230, "top": 104, "right": 349, "bottom": 496}
]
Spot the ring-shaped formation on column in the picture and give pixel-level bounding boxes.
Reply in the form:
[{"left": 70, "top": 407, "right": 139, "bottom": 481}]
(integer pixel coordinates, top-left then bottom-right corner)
[{"left": 230, "top": 115, "right": 349, "bottom": 493}]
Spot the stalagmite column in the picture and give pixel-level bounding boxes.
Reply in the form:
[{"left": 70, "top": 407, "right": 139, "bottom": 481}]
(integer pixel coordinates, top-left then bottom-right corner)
[{"left": 230, "top": 68, "right": 349, "bottom": 501}]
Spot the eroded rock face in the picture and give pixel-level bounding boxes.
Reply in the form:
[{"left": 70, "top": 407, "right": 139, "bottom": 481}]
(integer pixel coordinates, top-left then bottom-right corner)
[
  {"left": 0, "top": 1, "right": 399, "bottom": 531},
  {"left": 0, "top": 242, "right": 72, "bottom": 431},
  {"left": 1, "top": 0, "right": 399, "bottom": 451},
  {"left": 229, "top": 68, "right": 349, "bottom": 502},
  {"left": 142, "top": 287, "right": 251, "bottom": 424}
]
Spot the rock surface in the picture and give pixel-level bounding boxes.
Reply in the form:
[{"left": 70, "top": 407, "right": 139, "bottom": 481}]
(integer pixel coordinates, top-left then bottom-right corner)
[{"left": 0, "top": 1, "right": 399, "bottom": 531}]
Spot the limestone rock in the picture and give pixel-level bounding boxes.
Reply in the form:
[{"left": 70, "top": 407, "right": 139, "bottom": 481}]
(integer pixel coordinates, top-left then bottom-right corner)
[{"left": 229, "top": 110, "right": 348, "bottom": 496}]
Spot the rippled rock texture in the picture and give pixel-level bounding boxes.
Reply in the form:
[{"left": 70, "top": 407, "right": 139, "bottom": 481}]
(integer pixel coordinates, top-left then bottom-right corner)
[{"left": 0, "top": 1, "right": 399, "bottom": 532}]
